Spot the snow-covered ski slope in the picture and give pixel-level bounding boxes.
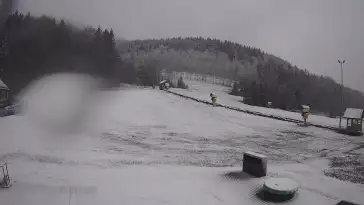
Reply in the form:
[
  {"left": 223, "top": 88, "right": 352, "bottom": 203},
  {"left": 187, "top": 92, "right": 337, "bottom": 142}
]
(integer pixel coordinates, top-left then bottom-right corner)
[
  {"left": 1, "top": 87, "right": 364, "bottom": 205},
  {"left": 169, "top": 79, "right": 346, "bottom": 128}
]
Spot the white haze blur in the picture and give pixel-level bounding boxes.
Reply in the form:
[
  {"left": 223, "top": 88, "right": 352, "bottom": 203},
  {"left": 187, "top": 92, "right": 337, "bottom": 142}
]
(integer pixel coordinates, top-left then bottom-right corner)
[{"left": 18, "top": 73, "right": 101, "bottom": 135}]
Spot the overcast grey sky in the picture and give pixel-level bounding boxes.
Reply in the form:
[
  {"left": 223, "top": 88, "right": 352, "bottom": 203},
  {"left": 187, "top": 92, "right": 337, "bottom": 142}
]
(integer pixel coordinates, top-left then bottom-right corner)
[{"left": 16, "top": 0, "right": 364, "bottom": 91}]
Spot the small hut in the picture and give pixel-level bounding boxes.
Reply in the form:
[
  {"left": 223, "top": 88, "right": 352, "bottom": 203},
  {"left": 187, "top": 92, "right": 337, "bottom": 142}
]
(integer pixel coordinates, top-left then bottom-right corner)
[
  {"left": 0, "top": 79, "right": 10, "bottom": 108},
  {"left": 342, "top": 108, "right": 363, "bottom": 135}
]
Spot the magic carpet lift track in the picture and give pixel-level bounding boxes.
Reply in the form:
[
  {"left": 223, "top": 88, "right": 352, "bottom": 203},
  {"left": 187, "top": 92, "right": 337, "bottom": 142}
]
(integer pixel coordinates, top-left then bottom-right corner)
[{"left": 165, "top": 90, "right": 339, "bottom": 132}]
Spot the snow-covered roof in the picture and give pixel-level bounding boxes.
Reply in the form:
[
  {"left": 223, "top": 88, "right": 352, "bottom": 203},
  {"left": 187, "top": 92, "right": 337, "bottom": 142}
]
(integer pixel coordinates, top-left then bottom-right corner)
[
  {"left": 0, "top": 78, "right": 9, "bottom": 90},
  {"left": 245, "top": 151, "right": 267, "bottom": 159},
  {"left": 343, "top": 108, "right": 364, "bottom": 119},
  {"left": 159, "top": 80, "right": 167, "bottom": 84}
]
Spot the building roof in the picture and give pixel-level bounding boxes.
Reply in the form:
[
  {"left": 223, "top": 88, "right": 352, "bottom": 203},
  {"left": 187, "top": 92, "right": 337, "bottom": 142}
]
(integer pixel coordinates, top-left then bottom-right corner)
[
  {"left": 0, "top": 78, "right": 9, "bottom": 90},
  {"left": 159, "top": 80, "right": 167, "bottom": 85},
  {"left": 343, "top": 108, "right": 364, "bottom": 119}
]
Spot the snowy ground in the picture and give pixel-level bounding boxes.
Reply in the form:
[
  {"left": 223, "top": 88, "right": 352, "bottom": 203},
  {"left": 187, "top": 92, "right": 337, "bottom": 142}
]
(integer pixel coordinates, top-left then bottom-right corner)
[
  {"left": 170, "top": 79, "right": 346, "bottom": 128},
  {"left": 169, "top": 80, "right": 364, "bottom": 182},
  {"left": 1, "top": 87, "right": 364, "bottom": 204}
]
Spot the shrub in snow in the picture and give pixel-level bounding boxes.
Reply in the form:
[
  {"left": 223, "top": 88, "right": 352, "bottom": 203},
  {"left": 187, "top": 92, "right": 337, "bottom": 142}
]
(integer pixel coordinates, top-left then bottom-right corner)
[
  {"left": 177, "top": 76, "right": 188, "bottom": 89},
  {"left": 324, "top": 155, "right": 364, "bottom": 184},
  {"left": 230, "top": 82, "right": 240, "bottom": 96}
]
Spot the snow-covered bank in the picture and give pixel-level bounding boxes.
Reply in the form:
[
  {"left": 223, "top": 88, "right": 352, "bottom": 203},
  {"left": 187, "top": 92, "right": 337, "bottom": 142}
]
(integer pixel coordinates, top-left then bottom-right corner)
[
  {"left": 1, "top": 88, "right": 362, "bottom": 167},
  {"left": 1, "top": 161, "right": 364, "bottom": 205},
  {"left": 169, "top": 80, "right": 344, "bottom": 128},
  {"left": 1, "top": 87, "right": 364, "bottom": 204}
]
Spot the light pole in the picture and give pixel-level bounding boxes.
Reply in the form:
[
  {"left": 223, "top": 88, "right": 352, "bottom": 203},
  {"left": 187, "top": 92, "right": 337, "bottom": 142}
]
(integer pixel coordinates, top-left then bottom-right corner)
[{"left": 338, "top": 60, "right": 345, "bottom": 128}]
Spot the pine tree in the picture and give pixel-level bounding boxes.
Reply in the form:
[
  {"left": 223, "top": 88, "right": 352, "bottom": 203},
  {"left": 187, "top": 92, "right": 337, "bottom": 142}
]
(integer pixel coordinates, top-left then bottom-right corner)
[
  {"left": 109, "top": 29, "right": 115, "bottom": 48},
  {"left": 0, "top": 36, "right": 9, "bottom": 58},
  {"left": 103, "top": 29, "right": 116, "bottom": 55},
  {"left": 177, "top": 76, "right": 188, "bottom": 89},
  {"left": 95, "top": 27, "right": 102, "bottom": 41},
  {"left": 0, "top": 36, "right": 9, "bottom": 69},
  {"left": 230, "top": 82, "right": 239, "bottom": 95},
  {"left": 103, "top": 29, "right": 109, "bottom": 47},
  {"left": 60, "top": 20, "right": 66, "bottom": 27}
]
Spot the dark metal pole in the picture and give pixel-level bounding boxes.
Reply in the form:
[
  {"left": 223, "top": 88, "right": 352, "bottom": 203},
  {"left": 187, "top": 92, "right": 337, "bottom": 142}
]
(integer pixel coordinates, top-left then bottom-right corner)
[
  {"left": 340, "top": 62, "right": 344, "bottom": 109},
  {"left": 338, "top": 60, "right": 345, "bottom": 128}
]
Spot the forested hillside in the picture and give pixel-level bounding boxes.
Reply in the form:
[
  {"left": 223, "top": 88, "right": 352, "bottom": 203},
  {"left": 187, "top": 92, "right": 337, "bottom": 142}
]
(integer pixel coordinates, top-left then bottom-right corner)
[
  {"left": 117, "top": 38, "right": 263, "bottom": 80},
  {"left": 118, "top": 38, "right": 364, "bottom": 116},
  {"left": 0, "top": 12, "right": 132, "bottom": 93},
  {"left": 1, "top": 11, "right": 363, "bottom": 116}
]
